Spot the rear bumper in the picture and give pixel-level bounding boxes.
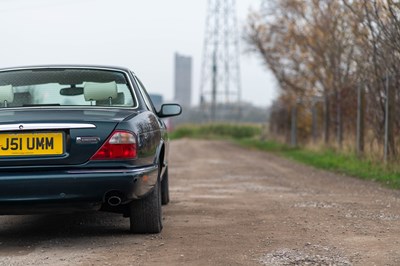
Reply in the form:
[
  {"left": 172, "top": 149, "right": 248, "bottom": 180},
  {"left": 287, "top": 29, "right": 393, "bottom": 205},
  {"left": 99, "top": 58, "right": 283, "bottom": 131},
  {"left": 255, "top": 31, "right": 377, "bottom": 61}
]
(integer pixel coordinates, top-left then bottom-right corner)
[{"left": 0, "top": 165, "right": 159, "bottom": 214}]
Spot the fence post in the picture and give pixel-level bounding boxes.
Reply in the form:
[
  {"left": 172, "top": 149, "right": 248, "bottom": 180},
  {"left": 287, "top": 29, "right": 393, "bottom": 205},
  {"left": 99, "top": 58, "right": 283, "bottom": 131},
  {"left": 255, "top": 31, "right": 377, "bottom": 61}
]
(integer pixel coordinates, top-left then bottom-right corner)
[
  {"left": 356, "top": 82, "right": 364, "bottom": 157},
  {"left": 312, "top": 98, "right": 317, "bottom": 143},
  {"left": 384, "top": 71, "right": 389, "bottom": 163},
  {"left": 291, "top": 104, "right": 297, "bottom": 147},
  {"left": 323, "top": 94, "right": 330, "bottom": 145},
  {"left": 336, "top": 90, "right": 343, "bottom": 149}
]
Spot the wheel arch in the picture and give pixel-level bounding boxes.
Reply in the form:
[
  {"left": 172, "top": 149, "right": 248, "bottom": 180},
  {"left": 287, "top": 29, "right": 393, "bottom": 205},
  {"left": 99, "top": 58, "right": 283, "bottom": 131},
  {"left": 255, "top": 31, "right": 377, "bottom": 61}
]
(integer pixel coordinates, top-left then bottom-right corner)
[{"left": 155, "top": 141, "right": 166, "bottom": 180}]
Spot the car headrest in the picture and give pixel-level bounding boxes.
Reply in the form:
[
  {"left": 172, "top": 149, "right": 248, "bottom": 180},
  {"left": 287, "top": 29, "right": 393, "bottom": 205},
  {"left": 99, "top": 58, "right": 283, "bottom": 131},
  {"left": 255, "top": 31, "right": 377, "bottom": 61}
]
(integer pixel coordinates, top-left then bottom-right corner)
[
  {"left": 84, "top": 81, "right": 118, "bottom": 102},
  {"left": 0, "top": 85, "right": 14, "bottom": 105},
  {"left": 96, "top": 92, "right": 125, "bottom": 106}
]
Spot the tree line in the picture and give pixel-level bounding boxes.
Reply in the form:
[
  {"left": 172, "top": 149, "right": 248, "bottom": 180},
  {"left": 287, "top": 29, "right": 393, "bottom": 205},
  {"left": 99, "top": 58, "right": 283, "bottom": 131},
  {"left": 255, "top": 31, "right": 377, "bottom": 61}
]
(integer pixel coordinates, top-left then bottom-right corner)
[{"left": 246, "top": 0, "right": 400, "bottom": 161}]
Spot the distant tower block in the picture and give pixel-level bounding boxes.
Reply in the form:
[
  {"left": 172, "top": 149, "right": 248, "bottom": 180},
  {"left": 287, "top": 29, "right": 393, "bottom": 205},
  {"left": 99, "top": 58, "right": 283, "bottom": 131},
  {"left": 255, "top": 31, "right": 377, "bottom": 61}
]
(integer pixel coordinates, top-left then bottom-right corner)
[
  {"left": 199, "top": 0, "right": 242, "bottom": 120},
  {"left": 174, "top": 53, "right": 192, "bottom": 107}
]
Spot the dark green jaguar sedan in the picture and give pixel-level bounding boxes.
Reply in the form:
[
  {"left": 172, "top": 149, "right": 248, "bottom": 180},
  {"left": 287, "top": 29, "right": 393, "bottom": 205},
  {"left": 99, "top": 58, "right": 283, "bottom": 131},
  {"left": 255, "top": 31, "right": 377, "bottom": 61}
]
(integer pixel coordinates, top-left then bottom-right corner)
[{"left": 0, "top": 65, "right": 181, "bottom": 234}]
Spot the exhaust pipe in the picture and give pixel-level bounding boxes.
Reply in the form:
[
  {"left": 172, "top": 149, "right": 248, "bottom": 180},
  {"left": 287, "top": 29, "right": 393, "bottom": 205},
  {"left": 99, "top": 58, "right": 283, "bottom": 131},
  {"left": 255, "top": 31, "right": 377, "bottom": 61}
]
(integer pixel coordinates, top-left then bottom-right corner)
[{"left": 107, "top": 196, "right": 122, "bottom": 206}]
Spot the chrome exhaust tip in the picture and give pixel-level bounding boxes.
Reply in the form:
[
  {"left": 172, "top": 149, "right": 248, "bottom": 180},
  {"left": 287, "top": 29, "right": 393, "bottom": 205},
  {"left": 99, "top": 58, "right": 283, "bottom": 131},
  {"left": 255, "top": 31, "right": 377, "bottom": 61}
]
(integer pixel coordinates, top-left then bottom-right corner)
[{"left": 107, "top": 196, "right": 122, "bottom": 206}]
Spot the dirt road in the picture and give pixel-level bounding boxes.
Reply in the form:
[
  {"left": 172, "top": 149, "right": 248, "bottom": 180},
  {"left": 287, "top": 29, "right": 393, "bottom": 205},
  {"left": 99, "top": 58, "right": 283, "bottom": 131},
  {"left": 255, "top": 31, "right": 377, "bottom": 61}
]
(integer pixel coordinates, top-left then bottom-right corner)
[{"left": 1, "top": 139, "right": 400, "bottom": 265}]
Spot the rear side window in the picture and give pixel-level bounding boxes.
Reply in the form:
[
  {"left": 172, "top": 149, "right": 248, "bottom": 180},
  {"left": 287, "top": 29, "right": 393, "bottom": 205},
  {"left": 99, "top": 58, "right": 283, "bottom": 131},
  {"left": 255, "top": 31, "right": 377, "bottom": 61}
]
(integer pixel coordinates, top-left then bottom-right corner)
[
  {"left": 0, "top": 68, "right": 137, "bottom": 108},
  {"left": 134, "top": 76, "right": 156, "bottom": 112}
]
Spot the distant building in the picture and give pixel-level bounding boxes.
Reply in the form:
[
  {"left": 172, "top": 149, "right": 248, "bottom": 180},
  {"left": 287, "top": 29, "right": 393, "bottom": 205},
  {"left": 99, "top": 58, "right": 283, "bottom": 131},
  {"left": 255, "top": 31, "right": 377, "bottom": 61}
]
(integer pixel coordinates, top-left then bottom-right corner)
[{"left": 174, "top": 53, "right": 192, "bottom": 107}]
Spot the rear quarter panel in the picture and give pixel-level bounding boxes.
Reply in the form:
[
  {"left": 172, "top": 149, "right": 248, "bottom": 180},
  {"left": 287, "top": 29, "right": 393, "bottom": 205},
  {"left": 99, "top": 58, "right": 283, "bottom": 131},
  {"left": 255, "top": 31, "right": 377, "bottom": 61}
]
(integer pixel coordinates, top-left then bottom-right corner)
[{"left": 118, "top": 111, "right": 165, "bottom": 167}]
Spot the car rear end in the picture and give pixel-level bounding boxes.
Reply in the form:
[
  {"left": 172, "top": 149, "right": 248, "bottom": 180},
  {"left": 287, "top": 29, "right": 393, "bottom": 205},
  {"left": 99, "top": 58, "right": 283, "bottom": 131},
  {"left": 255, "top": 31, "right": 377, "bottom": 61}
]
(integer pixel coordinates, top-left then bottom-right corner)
[{"left": 0, "top": 66, "right": 158, "bottom": 214}]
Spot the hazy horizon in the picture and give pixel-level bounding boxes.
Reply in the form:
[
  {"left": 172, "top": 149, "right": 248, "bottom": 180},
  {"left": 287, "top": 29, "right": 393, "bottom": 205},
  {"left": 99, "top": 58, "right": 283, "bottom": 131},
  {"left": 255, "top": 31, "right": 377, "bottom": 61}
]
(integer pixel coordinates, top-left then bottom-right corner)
[{"left": 0, "top": 0, "right": 277, "bottom": 107}]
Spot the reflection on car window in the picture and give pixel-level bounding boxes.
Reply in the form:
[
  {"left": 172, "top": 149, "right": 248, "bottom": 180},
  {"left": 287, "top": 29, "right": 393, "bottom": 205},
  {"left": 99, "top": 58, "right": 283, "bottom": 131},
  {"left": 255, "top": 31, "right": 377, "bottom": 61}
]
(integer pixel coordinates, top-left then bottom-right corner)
[{"left": 0, "top": 69, "right": 136, "bottom": 108}]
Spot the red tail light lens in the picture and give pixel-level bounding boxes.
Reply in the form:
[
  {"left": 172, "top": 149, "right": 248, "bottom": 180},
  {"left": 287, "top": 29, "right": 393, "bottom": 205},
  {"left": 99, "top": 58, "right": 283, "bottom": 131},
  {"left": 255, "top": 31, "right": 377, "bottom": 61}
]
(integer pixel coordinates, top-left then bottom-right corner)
[{"left": 91, "top": 130, "right": 137, "bottom": 160}]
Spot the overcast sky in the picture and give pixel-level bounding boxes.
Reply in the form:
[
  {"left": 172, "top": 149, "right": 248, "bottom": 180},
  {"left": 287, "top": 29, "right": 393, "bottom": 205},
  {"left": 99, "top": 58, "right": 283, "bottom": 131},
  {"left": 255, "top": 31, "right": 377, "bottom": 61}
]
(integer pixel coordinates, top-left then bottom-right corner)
[{"left": 0, "top": 0, "right": 277, "bottom": 107}]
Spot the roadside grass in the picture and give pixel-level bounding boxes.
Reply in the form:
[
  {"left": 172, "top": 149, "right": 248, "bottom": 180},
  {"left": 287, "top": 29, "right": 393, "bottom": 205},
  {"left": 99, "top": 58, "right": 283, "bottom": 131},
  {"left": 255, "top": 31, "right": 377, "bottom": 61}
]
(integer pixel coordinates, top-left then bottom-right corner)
[
  {"left": 238, "top": 138, "right": 400, "bottom": 189},
  {"left": 171, "top": 123, "right": 400, "bottom": 189}
]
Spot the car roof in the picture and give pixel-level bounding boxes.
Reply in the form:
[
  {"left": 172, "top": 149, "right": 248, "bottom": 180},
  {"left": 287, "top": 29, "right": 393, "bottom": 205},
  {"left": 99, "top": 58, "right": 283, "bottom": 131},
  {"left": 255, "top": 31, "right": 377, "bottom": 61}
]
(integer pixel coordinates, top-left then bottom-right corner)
[{"left": 0, "top": 65, "right": 136, "bottom": 75}]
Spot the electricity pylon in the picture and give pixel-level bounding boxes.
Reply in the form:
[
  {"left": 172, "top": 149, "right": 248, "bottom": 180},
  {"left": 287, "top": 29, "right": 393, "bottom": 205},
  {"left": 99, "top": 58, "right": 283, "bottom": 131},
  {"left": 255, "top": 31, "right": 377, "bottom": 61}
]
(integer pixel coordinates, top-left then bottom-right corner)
[{"left": 199, "top": 0, "right": 242, "bottom": 121}]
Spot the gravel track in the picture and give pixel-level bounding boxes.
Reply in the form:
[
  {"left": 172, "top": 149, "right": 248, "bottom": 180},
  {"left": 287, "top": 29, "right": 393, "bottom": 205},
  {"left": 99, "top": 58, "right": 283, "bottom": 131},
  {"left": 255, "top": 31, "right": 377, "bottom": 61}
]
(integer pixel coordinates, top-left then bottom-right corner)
[{"left": 0, "top": 139, "right": 400, "bottom": 265}]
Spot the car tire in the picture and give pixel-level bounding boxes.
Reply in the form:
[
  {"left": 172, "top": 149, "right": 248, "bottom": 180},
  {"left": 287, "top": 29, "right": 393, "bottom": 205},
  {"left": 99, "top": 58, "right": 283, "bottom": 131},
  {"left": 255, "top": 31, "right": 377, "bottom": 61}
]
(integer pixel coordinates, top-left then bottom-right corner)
[
  {"left": 129, "top": 177, "right": 163, "bottom": 234},
  {"left": 161, "top": 167, "right": 170, "bottom": 205}
]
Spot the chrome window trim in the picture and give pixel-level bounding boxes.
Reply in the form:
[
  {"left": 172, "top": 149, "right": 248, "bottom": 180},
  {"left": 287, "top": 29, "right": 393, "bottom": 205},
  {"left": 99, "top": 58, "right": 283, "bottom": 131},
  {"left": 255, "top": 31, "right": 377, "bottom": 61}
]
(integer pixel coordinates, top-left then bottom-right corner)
[
  {"left": 133, "top": 75, "right": 158, "bottom": 113},
  {"left": 0, "top": 66, "right": 139, "bottom": 109},
  {"left": 0, "top": 123, "right": 96, "bottom": 131}
]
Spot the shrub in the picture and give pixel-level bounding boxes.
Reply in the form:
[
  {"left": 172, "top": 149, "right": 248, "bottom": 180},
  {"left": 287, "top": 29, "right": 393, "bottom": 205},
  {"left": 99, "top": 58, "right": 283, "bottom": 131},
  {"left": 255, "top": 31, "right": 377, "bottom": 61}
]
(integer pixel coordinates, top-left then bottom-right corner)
[{"left": 170, "top": 123, "right": 262, "bottom": 140}]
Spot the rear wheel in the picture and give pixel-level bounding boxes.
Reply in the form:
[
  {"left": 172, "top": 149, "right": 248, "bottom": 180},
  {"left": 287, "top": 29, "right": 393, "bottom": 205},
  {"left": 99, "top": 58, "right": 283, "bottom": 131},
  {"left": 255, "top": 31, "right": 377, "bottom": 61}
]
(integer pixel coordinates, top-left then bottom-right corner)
[
  {"left": 129, "top": 177, "right": 163, "bottom": 234},
  {"left": 161, "top": 167, "right": 170, "bottom": 205}
]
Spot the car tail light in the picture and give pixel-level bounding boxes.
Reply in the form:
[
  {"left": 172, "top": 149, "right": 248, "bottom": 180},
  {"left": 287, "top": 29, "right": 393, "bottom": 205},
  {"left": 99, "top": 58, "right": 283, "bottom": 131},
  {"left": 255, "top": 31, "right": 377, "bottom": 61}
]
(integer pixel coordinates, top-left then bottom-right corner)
[{"left": 91, "top": 130, "right": 137, "bottom": 160}]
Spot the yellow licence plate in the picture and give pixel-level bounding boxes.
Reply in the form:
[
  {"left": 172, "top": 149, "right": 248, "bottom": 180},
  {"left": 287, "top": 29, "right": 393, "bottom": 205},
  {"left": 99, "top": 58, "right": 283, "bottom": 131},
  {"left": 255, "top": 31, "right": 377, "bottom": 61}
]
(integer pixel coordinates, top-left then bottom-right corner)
[{"left": 0, "top": 132, "right": 64, "bottom": 157}]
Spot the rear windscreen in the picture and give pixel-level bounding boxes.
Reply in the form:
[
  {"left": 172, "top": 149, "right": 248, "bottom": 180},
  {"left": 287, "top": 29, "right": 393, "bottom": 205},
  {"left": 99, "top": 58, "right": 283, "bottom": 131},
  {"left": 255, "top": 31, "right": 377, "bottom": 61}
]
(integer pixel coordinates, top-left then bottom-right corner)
[{"left": 0, "top": 68, "right": 136, "bottom": 108}]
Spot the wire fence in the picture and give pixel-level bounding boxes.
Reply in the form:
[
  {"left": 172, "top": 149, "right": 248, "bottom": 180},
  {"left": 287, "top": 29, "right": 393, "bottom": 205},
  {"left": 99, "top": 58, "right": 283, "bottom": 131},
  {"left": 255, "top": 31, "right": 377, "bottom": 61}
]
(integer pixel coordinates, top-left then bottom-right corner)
[{"left": 268, "top": 76, "right": 398, "bottom": 163}]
